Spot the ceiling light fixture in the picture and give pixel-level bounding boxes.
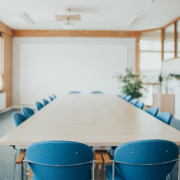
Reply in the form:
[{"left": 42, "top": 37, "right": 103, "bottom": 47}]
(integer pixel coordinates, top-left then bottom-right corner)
[
  {"left": 127, "top": 14, "right": 142, "bottom": 27},
  {"left": 19, "top": 12, "right": 34, "bottom": 24},
  {"left": 62, "top": 18, "right": 74, "bottom": 30}
]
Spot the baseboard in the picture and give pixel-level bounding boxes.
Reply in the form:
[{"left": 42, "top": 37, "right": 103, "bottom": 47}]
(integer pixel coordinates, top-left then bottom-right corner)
[
  {"left": 0, "top": 105, "right": 36, "bottom": 114},
  {"left": 0, "top": 106, "right": 13, "bottom": 114},
  {"left": 12, "top": 105, "right": 36, "bottom": 110}
]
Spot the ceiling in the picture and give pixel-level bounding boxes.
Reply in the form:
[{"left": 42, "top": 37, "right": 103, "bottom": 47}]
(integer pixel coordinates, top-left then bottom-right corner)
[{"left": 0, "top": 0, "right": 179, "bottom": 31}]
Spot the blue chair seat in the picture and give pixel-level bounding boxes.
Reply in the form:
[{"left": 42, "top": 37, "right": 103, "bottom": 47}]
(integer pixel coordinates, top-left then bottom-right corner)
[
  {"left": 136, "top": 102, "right": 144, "bottom": 109},
  {"left": 49, "top": 96, "right": 54, "bottom": 102},
  {"left": 106, "top": 166, "right": 166, "bottom": 180},
  {"left": 130, "top": 98, "right": 138, "bottom": 105},
  {"left": 121, "top": 94, "right": 127, "bottom": 99},
  {"left": 52, "top": 94, "right": 57, "bottom": 99},
  {"left": 156, "top": 112, "right": 172, "bottom": 125},
  {"left": 92, "top": 91, "right": 103, "bottom": 94},
  {"left": 42, "top": 99, "right": 49, "bottom": 106},
  {"left": 106, "top": 166, "right": 126, "bottom": 180},
  {"left": 35, "top": 102, "right": 44, "bottom": 111},
  {"left": 106, "top": 140, "right": 178, "bottom": 180},
  {"left": 146, "top": 107, "right": 159, "bottom": 117},
  {"left": 27, "top": 141, "right": 93, "bottom": 180},
  {"left": 21, "top": 107, "right": 34, "bottom": 119},
  {"left": 12, "top": 113, "right": 27, "bottom": 127},
  {"left": 124, "top": 95, "right": 132, "bottom": 102},
  {"left": 70, "top": 91, "right": 81, "bottom": 94},
  {"left": 32, "top": 172, "right": 91, "bottom": 180}
]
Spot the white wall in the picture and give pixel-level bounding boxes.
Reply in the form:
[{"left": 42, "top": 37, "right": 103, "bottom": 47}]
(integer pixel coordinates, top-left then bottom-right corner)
[
  {"left": 13, "top": 37, "right": 136, "bottom": 107},
  {"left": 162, "top": 58, "right": 180, "bottom": 120}
]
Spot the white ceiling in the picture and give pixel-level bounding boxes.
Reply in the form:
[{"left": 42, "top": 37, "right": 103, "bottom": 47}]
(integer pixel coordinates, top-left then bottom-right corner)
[{"left": 0, "top": 0, "right": 179, "bottom": 31}]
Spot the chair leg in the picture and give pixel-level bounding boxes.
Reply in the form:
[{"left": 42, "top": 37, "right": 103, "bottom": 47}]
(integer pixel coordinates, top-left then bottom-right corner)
[
  {"left": 13, "top": 149, "right": 17, "bottom": 180},
  {"left": 19, "top": 150, "right": 21, "bottom": 179},
  {"left": 178, "top": 160, "right": 180, "bottom": 180}
]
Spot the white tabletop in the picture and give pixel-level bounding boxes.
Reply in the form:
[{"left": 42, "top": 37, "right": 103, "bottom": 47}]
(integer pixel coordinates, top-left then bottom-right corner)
[{"left": 1, "top": 94, "right": 180, "bottom": 147}]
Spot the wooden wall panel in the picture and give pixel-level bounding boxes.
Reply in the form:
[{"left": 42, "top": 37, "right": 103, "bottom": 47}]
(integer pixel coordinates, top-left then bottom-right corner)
[
  {"left": 136, "top": 32, "right": 140, "bottom": 75},
  {"left": 2, "top": 33, "right": 12, "bottom": 108},
  {"left": 13, "top": 30, "right": 137, "bottom": 38}
]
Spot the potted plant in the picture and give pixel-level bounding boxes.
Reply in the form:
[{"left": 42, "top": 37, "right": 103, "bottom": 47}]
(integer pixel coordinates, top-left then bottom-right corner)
[{"left": 114, "top": 68, "right": 146, "bottom": 99}]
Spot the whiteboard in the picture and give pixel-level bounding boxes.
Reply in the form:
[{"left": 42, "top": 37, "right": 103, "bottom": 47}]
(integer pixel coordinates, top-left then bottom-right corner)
[{"left": 20, "top": 44, "right": 127, "bottom": 104}]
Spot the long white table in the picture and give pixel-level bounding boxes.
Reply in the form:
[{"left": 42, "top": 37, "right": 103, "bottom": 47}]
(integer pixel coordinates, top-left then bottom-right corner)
[{"left": 1, "top": 94, "right": 180, "bottom": 148}]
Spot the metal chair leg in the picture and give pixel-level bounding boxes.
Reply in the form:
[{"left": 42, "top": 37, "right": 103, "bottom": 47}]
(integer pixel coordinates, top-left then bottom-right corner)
[
  {"left": 178, "top": 160, "right": 180, "bottom": 180},
  {"left": 13, "top": 149, "right": 17, "bottom": 180}
]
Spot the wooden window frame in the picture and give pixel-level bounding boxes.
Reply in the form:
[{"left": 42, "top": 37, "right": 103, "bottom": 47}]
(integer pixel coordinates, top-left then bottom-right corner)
[{"left": 136, "top": 16, "right": 180, "bottom": 74}]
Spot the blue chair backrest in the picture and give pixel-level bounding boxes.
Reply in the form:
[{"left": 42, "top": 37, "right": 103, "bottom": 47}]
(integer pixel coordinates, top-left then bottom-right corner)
[
  {"left": 12, "top": 113, "right": 27, "bottom": 127},
  {"left": 146, "top": 107, "right": 159, "bottom": 117},
  {"left": 130, "top": 98, "right": 138, "bottom": 105},
  {"left": 52, "top": 94, "right": 56, "bottom": 99},
  {"left": 92, "top": 91, "right": 103, "bottom": 94},
  {"left": 36, "top": 102, "right": 44, "bottom": 111},
  {"left": 49, "top": 96, "right": 54, "bottom": 102},
  {"left": 21, "top": 107, "right": 34, "bottom": 119},
  {"left": 121, "top": 94, "right": 127, "bottom": 99},
  {"left": 26, "top": 141, "right": 93, "bottom": 180},
  {"left": 70, "top": 91, "right": 81, "bottom": 94},
  {"left": 125, "top": 95, "right": 132, "bottom": 102},
  {"left": 136, "top": 102, "right": 144, "bottom": 109},
  {"left": 114, "top": 139, "right": 178, "bottom": 180},
  {"left": 42, "top": 99, "right": 49, "bottom": 106},
  {"left": 156, "top": 112, "right": 172, "bottom": 125}
]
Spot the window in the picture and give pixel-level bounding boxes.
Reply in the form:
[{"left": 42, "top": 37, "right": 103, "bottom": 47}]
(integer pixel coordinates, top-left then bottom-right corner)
[
  {"left": 177, "top": 20, "right": 180, "bottom": 57},
  {"left": 139, "top": 30, "right": 161, "bottom": 83},
  {"left": 164, "top": 24, "right": 175, "bottom": 60},
  {"left": 0, "top": 32, "right": 2, "bottom": 90}
]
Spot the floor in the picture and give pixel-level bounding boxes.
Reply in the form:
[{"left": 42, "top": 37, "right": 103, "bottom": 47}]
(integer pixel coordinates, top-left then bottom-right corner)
[{"left": 0, "top": 108, "right": 179, "bottom": 180}]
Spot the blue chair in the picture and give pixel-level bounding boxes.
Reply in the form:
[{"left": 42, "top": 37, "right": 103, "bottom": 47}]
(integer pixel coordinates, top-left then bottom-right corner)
[
  {"left": 42, "top": 99, "right": 49, "bottom": 106},
  {"left": 21, "top": 107, "right": 34, "bottom": 119},
  {"left": 156, "top": 112, "right": 172, "bottom": 125},
  {"left": 26, "top": 141, "right": 94, "bottom": 180},
  {"left": 130, "top": 98, "right": 138, "bottom": 105},
  {"left": 136, "top": 102, "right": 144, "bottom": 109},
  {"left": 36, "top": 102, "right": 44, "bottom": 111},
  {"left": 12, "top": 113, "right": 27, "bottom": 127},
  {"left": 49, "top": 96, "right": 54, "bottom": 102},
  {"left": 121, "top": 94, "right": 127, "bottom": 99},
  {"left": 12, "top": 112, "right": 27, "bottom": 180},
  {"left": 70, "top": 91, "right": 81, "bottom": 93},
  {"left": 124, "top": 95, "right": 132, "bottom": 102},
  {"left": 106, "top": 139, "right": 178, "bottom": 180},
  {"left": 52, "top": 94, "right": 56, "bottom": 99},
  {"left": 146, "top": 107, "right": 159, "bottom": 117},
  {"left": 92, "top": 91, "right": 103, "bottom": 94}
]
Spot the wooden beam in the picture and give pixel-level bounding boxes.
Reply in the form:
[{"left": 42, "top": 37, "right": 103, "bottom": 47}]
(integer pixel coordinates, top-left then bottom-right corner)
[
  {"left": 0, "top": 21, "right": 13, "bottom": 36},
  {"left": 174, "top": 22, "right": 177, "bottom": 58},
  {"left": 138, "top": 28, "right": 162, "bottom": 33},
  {"left": 161, "top": 29, "right": 164, "bottom": 61},
  {"left": 1, "top": 33, "right": 13, "bottom": 108},
  {"left": 136, "top": 32, "right": 140, "bottom": 75},
  {"left": 13, "top": 30, "right": 137, "bottom": 38},
  {"left": 163, "top": 16, "right": 180, "bottom": 29}
]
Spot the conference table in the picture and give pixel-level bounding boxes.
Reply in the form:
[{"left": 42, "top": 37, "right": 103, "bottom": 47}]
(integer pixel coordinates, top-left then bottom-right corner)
[{"left": 1, "top": 94, "right": 180, "bottom": 179}]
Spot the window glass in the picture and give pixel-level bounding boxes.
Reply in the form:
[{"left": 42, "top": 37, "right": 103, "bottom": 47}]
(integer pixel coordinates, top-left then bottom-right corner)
[
  {"left": 139, "top": 30, "right": 161, "bottom": 83},
  {"left": 164, "top": 24, "right": 175, "bottom": 60},
  {"left": 177, "top": 20, "right": 180, "bottom": 57},
  {"left": 0, "top": 33, "right": 1, "bottom": 90}
]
